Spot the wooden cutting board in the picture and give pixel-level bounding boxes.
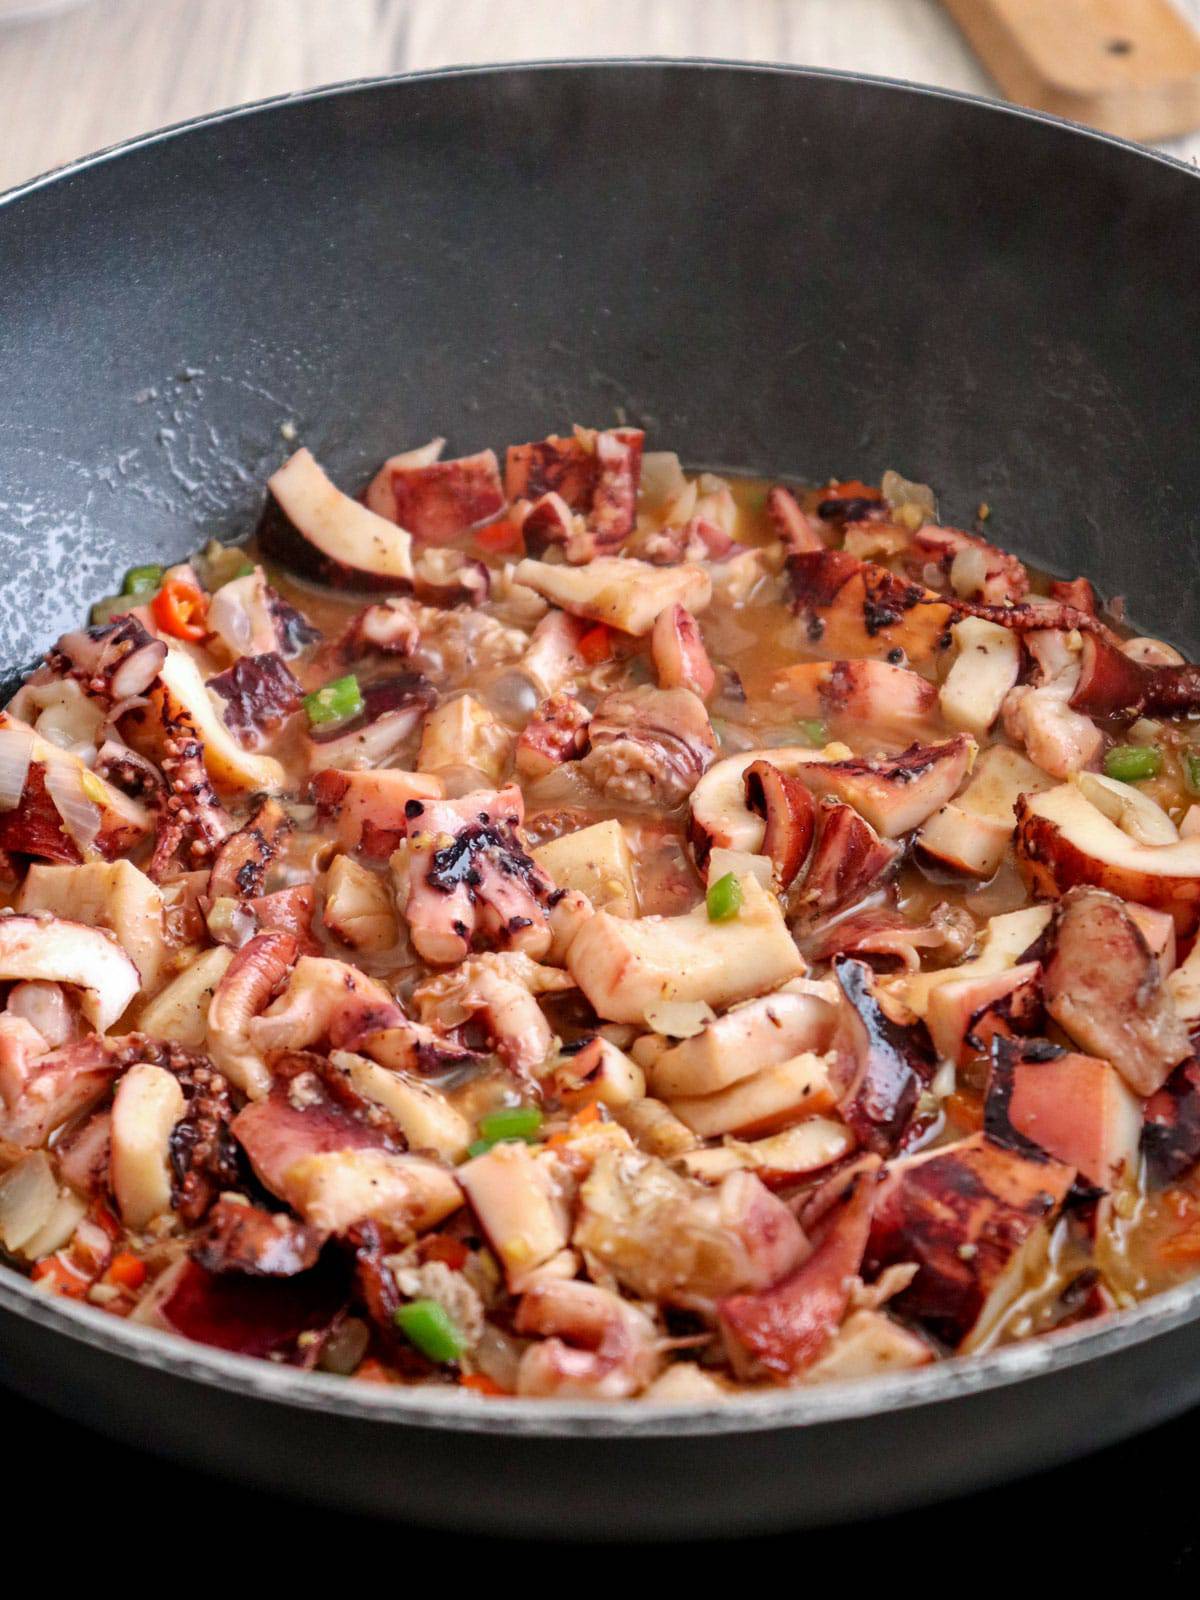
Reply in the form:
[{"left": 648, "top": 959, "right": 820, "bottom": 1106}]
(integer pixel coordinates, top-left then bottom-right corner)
[{"left": 942, "top": 0, "right": 1200, "bottom": 140}]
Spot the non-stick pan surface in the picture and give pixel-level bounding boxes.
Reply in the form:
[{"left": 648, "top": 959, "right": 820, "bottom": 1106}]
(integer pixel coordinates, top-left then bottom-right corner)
[{"left": 0, "top": 62, "right": 1198, "bottom": 1538}]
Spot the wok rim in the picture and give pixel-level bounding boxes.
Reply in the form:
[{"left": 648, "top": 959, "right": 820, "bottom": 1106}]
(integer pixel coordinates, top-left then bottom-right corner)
[
  {"left": 2, "top": 54, "right": 1199, "bottom": 209},
  {"left": 2, "top": 56, "right": 1199, "bottom": 1441}
]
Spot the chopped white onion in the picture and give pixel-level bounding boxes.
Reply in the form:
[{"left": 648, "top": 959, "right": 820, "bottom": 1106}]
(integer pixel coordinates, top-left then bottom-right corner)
[
  {"left": 950, "top": 543, "right": 989, "bottom": 599},
  {"left": 0, "top": 722, "right": 33, "bottom": 810},
  {"left": 643, "top": 999, "right": 715, "bottom": 1039},
  {"left": 43, "top": 756, "right": 103, "bottom": 858},
  {"left": 0, "top": 1152, "right": 59, "bottom": 1253}
]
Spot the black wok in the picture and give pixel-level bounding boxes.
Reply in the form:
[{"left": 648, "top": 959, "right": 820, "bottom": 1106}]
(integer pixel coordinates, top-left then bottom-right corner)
[{"left": 0, "top": 61, "right": 1198, "bottom": 1539}]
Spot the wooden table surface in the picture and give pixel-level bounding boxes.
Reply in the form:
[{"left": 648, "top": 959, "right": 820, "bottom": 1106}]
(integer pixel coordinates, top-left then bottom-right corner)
[{"left": 3, "top": 0, "right": 1200, "bottom": 195}]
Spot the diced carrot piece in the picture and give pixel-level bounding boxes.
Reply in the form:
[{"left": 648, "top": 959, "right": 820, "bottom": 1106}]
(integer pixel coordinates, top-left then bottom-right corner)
[
  {"left": 577, "top": 624, "right": 612, "bottom": 664},
  {"left": 460, "top": 1372, "right": 508, "bottom": 1396},
  {"left": 106, "top": 1251, "right": 147, "bottom": 1291}
]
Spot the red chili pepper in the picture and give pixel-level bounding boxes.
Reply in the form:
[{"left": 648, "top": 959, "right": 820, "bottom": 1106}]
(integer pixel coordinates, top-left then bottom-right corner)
[
  {"left": 106, "top": 1251, "right": 147, "bottom": 1291},
  {"left": 578, "top": 623, "right": 612, "bottom": 665},
  {"left": 152, "top": 578, "right": 209, "bottom": 641}
]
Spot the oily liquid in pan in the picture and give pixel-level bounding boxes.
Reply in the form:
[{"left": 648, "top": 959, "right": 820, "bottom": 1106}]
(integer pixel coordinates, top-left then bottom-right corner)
[{"left": 2, "top": 444, "right": 1199, "bottom": 1398}]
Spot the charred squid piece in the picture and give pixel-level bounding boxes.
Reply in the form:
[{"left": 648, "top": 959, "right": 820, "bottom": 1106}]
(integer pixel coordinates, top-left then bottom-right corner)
[
  {"left": 336, "top": 595, "right": 527, "bottom": 681},
  {"left": 514, "top": 693, "right": 592, "bottom": 782},
  {"left": 1140, "top": 660, "right": 1200, "bottom": 717},
  {"left": 514, "top": 557, "right": 712, "bottom": 637},
  {"left": 411, "top": 548, "right": 491, "bottom": 608},
  {"left": 458, "top": 1139, "right": 572, "bottom": 1290},
  {"left": 364, "top": 446, "right": 505, "bottom": 543},
  {"left": 155, "top": 1045, "right": 242, "bottom": 1226},
  {"left": 574, "top": 1147, "right": 809, "bottom": 1312},
  {"left": 567, "top": 872, "right": 803, "bottom": 1027},
  {"left": 794, "top": 733, "right": 976, "bottom": 839},
  {"left": 833, "top": 956, "right": 936, "bottom": 1154},
  {"left": 766, "top": 485, "right": 825, "bottom": 553},
  {"left": 805, "top": 904, "right": 974, "bottom": 973},
  {"left": 915, "top": 744, "right": 1052, "bottom": 880},
  {"left": 689, "top": 747, "right": 827, "bottom": 864},
  {"left": 1014, "top": 782, "right": 1200, "bottom": 937},
  {"left": 815, "top": 481, "right": 885, "bottom": 524},
  {"left": 903, "top": 524, "right": 1029, "bottom": 605},
  {"left": 308, "top": 766, "right": 443, "bottom": 858},
  {"left": 340, "top": 1011, "right": 485, "bottom": 1078},
  {"left": 0, "top": 1033, "right": 137, "bottom": 1148},
  {"left": 410, "top": 952, "right": 574, "bottom": 1082},
  {"left": 648, "top": 982, "right": 840, "bottom": 1100},
  {"left": 587, "top": 427, "right": 645, "bottom": 554},
  {"left": 207, "top": 796, "right": 294, "bottom": 905},
  {"left": 243, "top": 885, "right": 319, "bottom": 953},
  {"left": 398, "top": 786, "right": 555, "bottom": 965},
  {"left": 191, "top": 1195, "right": 324, "bottom": 1277},
  {"left": 206, "top": 930, "right": 301, "bottom": 1099},
  {"left": 1066, "top": 630, "right": 1149, "bottom": 718},
  {"left": 305, "top": 672, "right": 437, "bottom": 772},
  {"left": 151, "top": 1252, "right": 351, "bottom": 1363},
  {"left": 259, "top": 447, "right": 415, "bottom": 589},
  {"left": 505, "top": 431, "right": 602, "bottom": 509},
  {"left": 952, "top": 597, "right": 1103, "bottom": 637},
  {"left": 651, "top": 603, "right": 717, "bottom": 701},
  {"left": 148, "top": 730, "right": 237, "bottom": 880},
  {"left": 230, "top": 1050, "right": 443, "bottom": 1232},
  {"left": 579, "top": 685, "right": 717, "bottom": 809},
  {"left": 0, "top": 711, "right": 152, "bottom": 865},
  {"left": 771, "top": 658, "right": 938, "bottom": 738},
  {"left": 938, "top": 618, "right": 1021, "bottom": 738},
  {"left": 1037, "top": 886, "right": 1190, "bottom": 1096},
  {"left": 93, "top": 738, "right": 166, "bottom": 803},
  {"left": 925, "top": 961, "right": 1043, "bottom": 1067},
  {"left": 206, "top": 568, "right": 321, "bottom": 661},
  {"left": 1143, "top": 1057, "right": 1200, "bottom": 1186},
  {"left": 866, "top": 1132, "right": 1075, "bottom": 1350},
  {"left": 796, "top": 799, "right": 899, "bottom": 920},
  {"left": 152, "top": 648, "right": 286, "bottom": 793},
  {"left": 247, "top": 957, "right": 399, "bottom": 1063},
  {"left": 719, "top": 1162, "right": 879, "bottom": 1380},
  {"left": 206, "top": 652, "right": 302, "bottom": 743},
  {"left": 1049, "top": 577, "right": 1099, "bottom": 615},
  {"left": 550, "top": 1034, "right": 645, "bottom": 1111},
  {"left": 517, "top": 490, "right": 578, "bottom": 556},
  {"left": 985, "top": 1035, "right": 1141, "bottom": 1192},
  {"left": 514, "top": 1277, "right": 664, "bottom": 1400},
  {"left": 0, "top": 914, "right": 140, "bottom": 1032},
  {"left": 743, "top": 758, "right": 816, "bottom": 889},
  {"left": 787, "top": 547, "right": 956, "bottom": 665},
  {"left": 505, "top": 426, "right": 645, "bottom": 561},
  {"left": 49, "top": 614, "right": 167, "bottom": 704}
]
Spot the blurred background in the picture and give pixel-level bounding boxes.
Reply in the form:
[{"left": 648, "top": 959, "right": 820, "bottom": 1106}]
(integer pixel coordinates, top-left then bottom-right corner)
[{"left": 3, "top": 0, "right": 1200, "bottom": 194}]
